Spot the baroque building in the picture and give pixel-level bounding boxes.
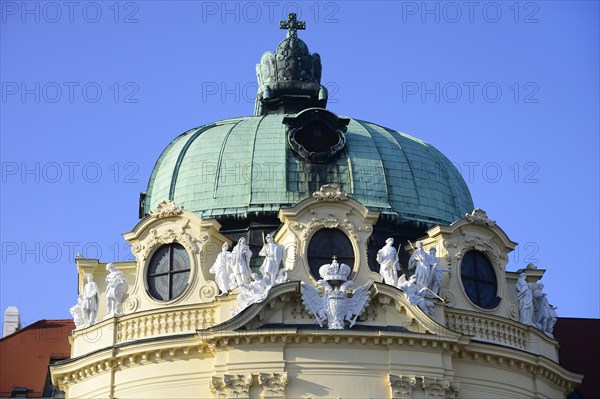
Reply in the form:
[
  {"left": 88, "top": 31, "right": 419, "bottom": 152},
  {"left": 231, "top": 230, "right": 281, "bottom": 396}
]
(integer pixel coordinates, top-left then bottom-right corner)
[{"left": 49, "top": 15, "right": 582, "bottom": 399}]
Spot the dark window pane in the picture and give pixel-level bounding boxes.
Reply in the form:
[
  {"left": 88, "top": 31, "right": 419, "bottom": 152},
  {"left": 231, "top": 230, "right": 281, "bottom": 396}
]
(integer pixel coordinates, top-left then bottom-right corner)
[
  {"left": 171, "top": 269, "right": 189, "bottom": 299},
  {"left": 147, "top": 243, "right": 191, "bottom": 301},
  {"left": 476, "top": 260, "right": 496, "bottom": 283},
  {"left": 148, "top": 246, "right": 169, "bottom": 275},
  {"left": 148, "top": 274, "right": 169, "bottom": 301},
  {"left": 307, "top": 229, "right": 354, "bottom": 279},
  {"left": 295, "top": 122, "right": 339, "bottom": 153},
  {"left": 460, "top": 250, "right": 499, "bottom": 309},
  {"left": 172, "top": 246, "right": 190, "bottom": 271}
]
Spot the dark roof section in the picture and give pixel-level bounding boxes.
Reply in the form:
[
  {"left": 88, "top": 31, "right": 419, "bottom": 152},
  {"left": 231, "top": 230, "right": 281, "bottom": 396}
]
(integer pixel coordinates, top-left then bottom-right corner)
[
  {"left": 554, "top": 317, "right": 600, "bottom": 399},
  {"left": 0, "top": 319, "right": 74, "bottom": 398}
]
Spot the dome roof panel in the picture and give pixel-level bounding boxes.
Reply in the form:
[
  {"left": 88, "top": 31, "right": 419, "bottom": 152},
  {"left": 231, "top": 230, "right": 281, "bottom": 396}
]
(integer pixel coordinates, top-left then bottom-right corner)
[
  {"left": 146, "top": 129, "right": 197, "bottom": 210},
  {"left": 172, "top": 120, "right": 249, "bottom": 213},
  {"left": 145, "top": 115, "right": 474, "bottom": 226}
]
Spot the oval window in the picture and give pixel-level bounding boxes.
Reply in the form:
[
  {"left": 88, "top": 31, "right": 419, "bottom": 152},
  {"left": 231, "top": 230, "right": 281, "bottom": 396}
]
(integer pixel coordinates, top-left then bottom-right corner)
[
  {"left": 460, "top": 250, "right": 500, "bottom": 309},
  {"left": 147, "top": 243, "right": 191, "bottom": 301},
  {"left": 307, "top": 229, "right": 354, "bottom": 279}
]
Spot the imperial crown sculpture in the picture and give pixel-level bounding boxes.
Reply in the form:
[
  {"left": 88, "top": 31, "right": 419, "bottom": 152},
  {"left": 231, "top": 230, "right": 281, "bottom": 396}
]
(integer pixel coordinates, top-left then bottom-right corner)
[
  {"left": 318, "top": 258, "right": 352, "bottom": 282},
  {"left": 301, "top": 257, "right": 372, "bottom": 330}
]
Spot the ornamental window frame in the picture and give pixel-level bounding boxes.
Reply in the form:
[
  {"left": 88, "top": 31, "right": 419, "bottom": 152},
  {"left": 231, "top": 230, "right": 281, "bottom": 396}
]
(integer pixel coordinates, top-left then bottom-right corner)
[
  {"left": 305, "top": 227, "right": 356, "bottom": 281},
  {"left": 145, "top": 242, "right": 193, "bottom": 303},
  {"left": 458, "top": 249, "right": 501, "bottom": 310}
]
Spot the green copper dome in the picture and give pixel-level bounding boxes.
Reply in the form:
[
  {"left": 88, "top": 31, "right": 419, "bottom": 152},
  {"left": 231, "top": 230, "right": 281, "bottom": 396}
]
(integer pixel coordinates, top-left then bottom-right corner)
[
  {"left": 144, "top": 14, "right": 473, "bottom": 228},
  {"left": 144, "top": 114, "right": 473, "bottom": 227}
]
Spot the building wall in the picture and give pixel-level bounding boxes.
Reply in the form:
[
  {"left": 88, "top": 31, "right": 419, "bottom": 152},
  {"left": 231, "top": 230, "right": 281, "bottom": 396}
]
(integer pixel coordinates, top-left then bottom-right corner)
[{"left": 50, "top": 196, "right": 582, "bottom": 398}]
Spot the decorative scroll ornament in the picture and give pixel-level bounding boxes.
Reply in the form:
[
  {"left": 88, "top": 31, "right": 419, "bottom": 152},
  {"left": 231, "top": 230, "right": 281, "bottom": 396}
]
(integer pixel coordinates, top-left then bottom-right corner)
[
  {"left": 443, "top": 240, "right": 457, "bottom": 249},
  {"left": 209, "top": 377, "right": 227, "bottom": 399},
  {"left": 132, "top": 222, "right": 200, "bottom": 262},
  {"left": 259, "top": 372, "right": 288, "bottom": 398},
  {"left": 389, "top": 375, "right": 417, "bottom": 399},
  {"left": 301, "top": 258, "right": 372, "bottom": 329},
  {"left": 149, "top": 200, "right": 183, "bottom": 219},
  {"left": 455, "top": 236, "right": 507, "bottom": 266},
  {"left": 509, "top": 303, "right": 519, "bottom": 321},
  {"left": 124, "top": 296, "right": 140, "bottom": 313},
  {"left": 210, "top": 374, "right": 252, "bottom": 399},
  {"left": 443, "top": 240, "right": 457, "bottom": 266},
  {"left": 224, "top": 374, "right": 252, "bottom": 398},
  {"left": 312, "top": 184, "right": 349, "bottom": 201},
  {"left": 303, "top": 217, "right": 359, "bottom": 241},
  {"left": 441, "top": 290, "right": 455, "bottom": 306},
  {"left": 358, "top": 225, "right": 373, "bottom": 233},
  {"left": 421, "top": 377, "right": 460, "bottom": 399},
  {"left": 444, "top": 253, "right": 453, "bottom": 268},
  {"left": 465, "top": 208, "right": 496, "bottom": 226},
  {"left": 198, "top": 281, "right": 219, "bottom": 302}
]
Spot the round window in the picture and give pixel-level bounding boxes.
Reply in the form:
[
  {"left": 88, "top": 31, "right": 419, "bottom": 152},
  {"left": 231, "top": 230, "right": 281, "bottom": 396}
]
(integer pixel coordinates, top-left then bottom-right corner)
[
  {"left": 307, "top": 229, "right": 354, "bottom": 279},
  {"left": 147, "top": 243, "right": 191, "bottom": 301},
  {"left": 460, "top": 250, "right": 500, "bottom": 309}
]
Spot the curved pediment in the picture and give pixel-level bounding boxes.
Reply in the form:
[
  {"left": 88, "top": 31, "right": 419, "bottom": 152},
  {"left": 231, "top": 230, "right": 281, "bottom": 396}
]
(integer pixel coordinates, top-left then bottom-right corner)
[
  {"left": 205, "top": 281, "right": 461, "bottom": 340},
  {"left": 403, "top": 208, "right": 520, "bottom": 323},
  {"left": 120, "top": 200, "right": 231, "bottom": 315},
  {"left": 276, "top": 184, "right": 381, "bottom": 287},
  {"left": 427, "top": 209, "right": 517, "bottom": 252}
]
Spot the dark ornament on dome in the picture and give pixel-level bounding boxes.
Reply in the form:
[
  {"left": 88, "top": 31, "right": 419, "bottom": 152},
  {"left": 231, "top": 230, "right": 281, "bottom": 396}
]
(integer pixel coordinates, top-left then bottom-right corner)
[
  {"left": 284, "top": 108, "right": 349, "bottom": 163},
  {"left": 279, "top": 11, "right": 305, "bottom": 38},
  {"left": 254, "top": 13, "right": 328, "bottom": 115}
]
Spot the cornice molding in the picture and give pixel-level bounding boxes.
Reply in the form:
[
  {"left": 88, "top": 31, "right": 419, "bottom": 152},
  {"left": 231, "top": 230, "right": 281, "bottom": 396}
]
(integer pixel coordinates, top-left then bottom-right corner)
[
  {"left": 458, "top": 342, "right": 582, "bottom": 393},
  {"left": 51, "top": 326, "right": 581, "bottom": 395}
]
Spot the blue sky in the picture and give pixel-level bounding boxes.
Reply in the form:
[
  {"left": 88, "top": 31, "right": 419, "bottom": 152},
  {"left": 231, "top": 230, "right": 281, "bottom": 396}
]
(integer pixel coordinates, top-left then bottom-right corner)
[{"left": 1, "top": 1, "right": 598, "bottom": 328}]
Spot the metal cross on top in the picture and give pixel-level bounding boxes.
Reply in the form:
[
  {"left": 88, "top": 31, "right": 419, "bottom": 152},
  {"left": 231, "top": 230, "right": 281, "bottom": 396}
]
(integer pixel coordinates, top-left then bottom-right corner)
[{"left": 280, "top": 13, "right": 306, "bottom": 38}]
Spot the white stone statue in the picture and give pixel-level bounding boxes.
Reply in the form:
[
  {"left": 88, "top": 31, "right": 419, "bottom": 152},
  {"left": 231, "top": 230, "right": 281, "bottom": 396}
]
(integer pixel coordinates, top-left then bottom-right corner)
[
  {"left": 232, "top": 237, "right": 252, "bottom": 287},
  {"left": 397, "top": 274, "right": 434, "bottom": 316},
  {"left": 105, "top": 263, "right": 128, "bottom": 318},
  {"left": 408, "top": 241, "right": 430, "bottom": 290},
  {"left": 516, "top": 272, "right": 534, "bottom": 326},
  {"left": 69, "top": 296, "right": 86, "bottom": 328},
  {"left": 209, "top": 242, "right": 234, "bottom": 295},
  {"left": 428, "top": 247, "right": 449, "bottom": 295},
  {"left": 376, "top": 238, "right": 400, "bottom": 286},
  {"left": 82, "top": 273, "right": 99, "bottom": 326},
  {"left": 231, "top": 267, "right": 288, "bottom": 316},
  {"left": 301, "top": 259, "right": 372, "bottom": 330},
  {"left": 533, "top": 283, "right": 557, "bottom": 337},
  {"left": 234, "top": 273, "right": 270, "bottom": 311},
  {"left": 259, "top": 234, "right": 284, "bottom": 286}
]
